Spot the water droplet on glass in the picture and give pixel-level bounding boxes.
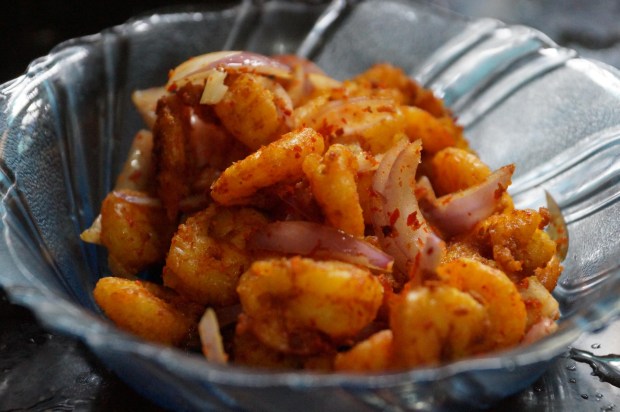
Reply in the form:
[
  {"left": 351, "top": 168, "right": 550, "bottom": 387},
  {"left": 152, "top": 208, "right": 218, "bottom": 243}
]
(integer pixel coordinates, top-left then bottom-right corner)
[
  {"left": 569, "top": 378, "right": 577, "bottom": 383},
  {"left": 582, "top": 394, "right": 589, "bottom": 400},
  {"left": 596, "top": 393, "right": 604, "bottom": 399},
  {"left": 592, "top": 343, "right": 602, "bottom": 349},
  {"left": 566, "top": 363, "right": 577, "bottom": 371},
  {"left": 533, "top": 385, "right": 543, "bottom": 392},
  {"left": 600, "top": 404, "right": 615, "bottom": 412}
]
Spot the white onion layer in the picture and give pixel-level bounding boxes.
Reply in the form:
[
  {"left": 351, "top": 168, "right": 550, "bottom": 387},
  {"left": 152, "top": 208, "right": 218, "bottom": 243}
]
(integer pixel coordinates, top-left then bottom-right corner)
[
  {"left": 420, "top": 165, "right": 514, "bottom": 237},
  {"left": 198, "top": 308, "right": 229, "bottom": 364},
  {"left": 249, "top": 221, "right": 394, "bottom": 272},
  {"left": 167, "top": 51, "right": 291, "bottom": 91},
  {"left": 371, "top": 140, "right": 445, "bottom": 277}
]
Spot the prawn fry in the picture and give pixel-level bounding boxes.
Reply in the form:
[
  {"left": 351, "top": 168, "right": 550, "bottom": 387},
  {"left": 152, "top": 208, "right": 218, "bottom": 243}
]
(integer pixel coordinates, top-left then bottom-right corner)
[
  {"left": 93, "top": 277, "right": 202, "bottom": 346},
  {"left": 302, "top": 144, "right": 365, "bottom": 237},
  {"left": 99, "top": 190, "right": 175, "bottom": 277},
  {"left": 237, "top": 257, "right": 384, "bottom": 355},
  {"left": 211, "top": 128, "right": 325, "bottom": 205},
  {"left": 215, "top": 73, "right": 292, "bottom": 150},
  {"left": 437, "top": 258, "right": 527, "bottom": 351},
  {"left": 87, "top": 55, "right": 565, "bottom": 373},
  {"left": 334, "top": 330, "right": 394, "bottom": 372},
  {"left": 163, "top": 204, "right": 269, "bottom": 307},
  {"left": 390, "top": 285, "right": 488, "bottom": 367},
  {"left": 430, "top": 147, "right": 491, "bottom": 196}
]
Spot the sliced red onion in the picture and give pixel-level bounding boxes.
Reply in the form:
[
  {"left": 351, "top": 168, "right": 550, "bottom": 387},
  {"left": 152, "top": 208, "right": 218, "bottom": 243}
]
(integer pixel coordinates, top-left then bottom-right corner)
[
  {"left": 371, "top": 140, "right": 445, "bottom": 277},
  {"left": 271, "top": 54, "right": 325, "bottom": 74},
  {"left": 199, "top": 69, "right": 229, "bottom": 105},
  {"left": 369, "top": 139, "right": 411, "bottom": 270},
  {"left": 248, "top": 221, "right": 394, "bottom": 272},
  {"left": 80, "top": 214, "right": 102, "bottom": 245},
  {"left": 112, "top": 190, "right": 162, "bottom": 207},
  {"left": 167, "top": 51, "right": 291, "bottom": 91},
  {"left": 420, "top": 165, "right": 514, "bottom": 237},
  {"left": 521, "top": 317, "right": 558, "bottom": 345},
  {"left": 198, "top": 308, "right": 228, "bottom": 364},
  {"left": 271, "top": 55, "right": 340, "bottom": 106},
  {"left": 418, "top": 230, "right": 445, "bottom": 274},
  {"left": 372, "top": 139, "right": 408, "bottom": 194},
  {"left": 114, "top": 130, "right": 155, "bottom": 192},
  {"left": 385, "top": 140, "right": 445, "bottom": 275}
]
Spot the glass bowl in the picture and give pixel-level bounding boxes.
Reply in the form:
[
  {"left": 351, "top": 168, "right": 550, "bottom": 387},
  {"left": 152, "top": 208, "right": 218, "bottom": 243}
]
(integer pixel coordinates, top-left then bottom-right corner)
[{"left": 0, "top": 1, "right": 619, "bottom": 410}]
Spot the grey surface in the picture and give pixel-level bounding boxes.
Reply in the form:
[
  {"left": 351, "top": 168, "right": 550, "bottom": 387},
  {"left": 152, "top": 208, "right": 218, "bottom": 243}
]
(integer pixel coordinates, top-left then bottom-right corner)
[{"left": 0, "top": 0, "right": 619, "bottom": 410}]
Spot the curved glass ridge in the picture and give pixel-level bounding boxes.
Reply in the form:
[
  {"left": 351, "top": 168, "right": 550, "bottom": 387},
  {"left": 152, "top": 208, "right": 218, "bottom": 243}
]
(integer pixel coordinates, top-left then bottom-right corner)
[{"left": 0, "top": 1, "right": 619, "bottom": 410}]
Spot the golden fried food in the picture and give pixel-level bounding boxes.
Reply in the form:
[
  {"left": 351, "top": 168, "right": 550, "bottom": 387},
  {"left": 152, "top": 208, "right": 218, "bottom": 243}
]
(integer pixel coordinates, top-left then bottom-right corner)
[
  {"left": 390, "top": 286, "right": 488, "bottom": 367},
  {"left": 430, "top": 147, "right": 491, "bottom": 196},
  {"left": 163, "top": 204, "right": 269, "bottom": 307},
  {"left": 302, "top": 144, "right": 365, "bottom": 237},
  {"left": 214, "top": 73, "right": 291, "bottom": 150},
  {"left": 84, "top": 52, "right": 565, "bottom": 373},
  {"left": 437, "top": 258, "right": 527, "bottom": 351},
  {"left": 211, "top": 128, "right": 325, "bottom": 205},
  {"left": 99, "top": 190, "right": 176, "bottom": 277},
  {"left": 334, "top": 329, "right": 394, "bottom": 372},
  {"left": 237, "top": 257, "right": 383, "bottom": 355},
  {"left": 476, "top": 209, "right": 559, "bottom": 285},
  {"left": 232, "top": 323, "right": 306, "bottom": 370},
  {"left": 94, "top": 277, "right": 202, "bottom": 346}
]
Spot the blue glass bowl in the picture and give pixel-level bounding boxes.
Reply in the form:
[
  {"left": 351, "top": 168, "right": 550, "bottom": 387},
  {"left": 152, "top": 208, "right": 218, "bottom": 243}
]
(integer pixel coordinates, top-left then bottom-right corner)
[{"left": 1, "top": 1, "right": 619, "bottom": 410}]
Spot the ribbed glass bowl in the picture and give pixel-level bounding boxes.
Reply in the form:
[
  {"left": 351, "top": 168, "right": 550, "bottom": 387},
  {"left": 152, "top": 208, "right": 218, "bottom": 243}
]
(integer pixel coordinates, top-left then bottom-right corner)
[{"left": 0, "top": 1, "right": 619, "bottom": 410}]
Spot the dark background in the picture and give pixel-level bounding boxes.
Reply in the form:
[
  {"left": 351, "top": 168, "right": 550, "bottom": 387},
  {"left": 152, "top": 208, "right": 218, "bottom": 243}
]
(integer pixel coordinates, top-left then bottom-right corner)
[
  {"left": 2, "top": 1, "right": 620, "bottom": 411},
  {"left": 1, "top": 0, "right": 208, "bottom": 82}
]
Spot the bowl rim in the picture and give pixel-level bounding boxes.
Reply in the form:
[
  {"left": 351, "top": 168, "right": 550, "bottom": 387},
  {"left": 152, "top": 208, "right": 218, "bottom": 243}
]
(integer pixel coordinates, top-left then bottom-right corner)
[{"left": 1, "top": 0, "right": 619, "bottom": 395}]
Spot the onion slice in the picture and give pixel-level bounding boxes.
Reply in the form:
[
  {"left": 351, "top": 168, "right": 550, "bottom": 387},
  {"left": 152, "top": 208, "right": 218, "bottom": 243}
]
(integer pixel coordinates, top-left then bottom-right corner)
[
  {"left": 521, "top": 317, "right": 558, "bottom": 344},
  {"left": 248, "top": 221, "right": 394, "bottom": 272},
  {"left": 114, "top": 130, "right": 155, "bottom": 192},
  {"left": 198, "top": 308, "right": 228, "bottom": 364},
  {"left": 419, "top": 164, "right": 515, "bottom": 237},
  {"left": 371, "top": 140, "right": 445, "bottom": 277},
  {"left": 167, "top": 51, "right": 291, "bottom": 91},
  {"left": 80, "top": 214, "right": 102, "bottom": 245},
  {"left": 271, "top": 54, "right": 325, "bottom": 74},
  {"left": 369, "top": 139, "right": 411, "bottom": 269},
  {"left": 111, "top": 190, "right": 162, "bottom": 207},
  {"left": 200, "top": 69, "right": 229, "bottom": 105}
]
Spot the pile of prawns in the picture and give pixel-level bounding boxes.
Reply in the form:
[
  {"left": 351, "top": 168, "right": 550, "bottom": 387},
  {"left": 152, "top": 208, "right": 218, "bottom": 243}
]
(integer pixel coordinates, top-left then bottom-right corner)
[{"left": 82, "top": 51, "right": 563, "bottom": 372}]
